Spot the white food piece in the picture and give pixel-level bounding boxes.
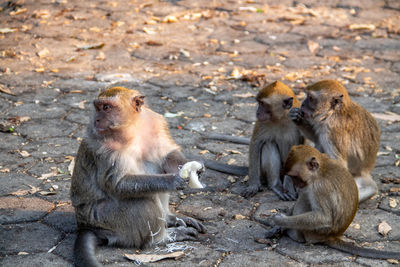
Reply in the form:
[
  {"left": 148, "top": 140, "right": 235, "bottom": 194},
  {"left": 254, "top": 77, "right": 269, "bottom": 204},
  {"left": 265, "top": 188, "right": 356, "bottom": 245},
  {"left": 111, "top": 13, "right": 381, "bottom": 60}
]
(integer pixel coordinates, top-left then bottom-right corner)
[{"left": 179, "top": 161, "right": 204, "bottom": 189}]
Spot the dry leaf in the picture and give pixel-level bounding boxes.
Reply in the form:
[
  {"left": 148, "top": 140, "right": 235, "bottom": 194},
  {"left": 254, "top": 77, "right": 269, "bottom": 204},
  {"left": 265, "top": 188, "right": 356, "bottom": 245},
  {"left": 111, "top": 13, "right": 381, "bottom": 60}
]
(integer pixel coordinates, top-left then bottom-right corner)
[
  {"left": 143, "top": 27, "right": 156, "bottom": 35},
  {"left": 378, "top": 221, "right": 392, "bottom": 236},
  {"left": 350, "top": 223, "right": 361, "bottom": 230},
  {"left": 234, "top": 214, "right": 246, "bottom": 220},
  {"left": 10, "top": 8, "right": 27, "bottom": 16},
  {"left": 38, "top": 170, "right": 57, "bottom": 180},
  {"left": 389, "top": 198, "right": 398, "bottom": 208},
  {"left": 199, "top": 150, "right": 209, "bottom": 155},
  {"left": 227, "top": 176, "right": 236, "bottom": 183},
  {"left": 96, "top": 51, "right": 106, "bottom": 60},
  {"left": 37, "top": 48, "right": 50, "bottom": 58},
  {"left": 125, "top": 251, "right": 184, "bottom": 263},
  {"left": 68, "top": 158, "right": 75, "bottom": 175},
  {"left": 233, "top": 92, "right": 254, "bottom": 98},
  {"left": 387, "top": 259, "right": 399, "bottom": 264},
  {"left": 162, "top": 15, "right": 178, "bottom": 23},
  {"left": 35, "top": 67, "right": 45, "bottom": 73},
  {"left": 349, "top": 24, "right": 376, "bottom": 31},
  {"left": 38, "top": 191, "right": 57, "bottom": 196},
  {"left": 307, "top": 40, "right": 319, "bottom": 53},
  {"left": 227, "top": 158, "right": 236, "bottom": 165},
  {"left": 372, "top": 112, "right": 400, "bottom": 122},
  {"left": 78, "top": 100, "right": 87, "bottom": 110},
  {"left": 19, "top": 151, "right": 30, "bottom": 158},
  {"left": 9, "top": 185, "right": 39, "bottom": 196},
  {"left": 76, "top": 43, "right": 104, "bottom": 51},
  {"left": 0, "top": 84, "right": 16, "bottom": 96},
  {"left": 0, "top": 168, "right": 10, "bottom": 173},
  {"left": 0, "top": 28, "right": 17, "bottom": 34}
]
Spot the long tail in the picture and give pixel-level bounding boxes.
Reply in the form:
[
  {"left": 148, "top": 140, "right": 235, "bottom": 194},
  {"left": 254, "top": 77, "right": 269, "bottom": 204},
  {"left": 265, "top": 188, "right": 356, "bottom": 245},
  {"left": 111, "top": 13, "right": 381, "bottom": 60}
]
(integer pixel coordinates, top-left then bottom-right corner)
[
  {"left": 202, "top": 133, "right": 250, "bottom": 145},
  {"left": 203, "top": 159, "right": 248, "bottom": 176},
  {"left": 74, "top": 229, "right": 102, "bottom": 267},
  {"left": 327, "top": 238, "right": 400, "bottom": 260}
]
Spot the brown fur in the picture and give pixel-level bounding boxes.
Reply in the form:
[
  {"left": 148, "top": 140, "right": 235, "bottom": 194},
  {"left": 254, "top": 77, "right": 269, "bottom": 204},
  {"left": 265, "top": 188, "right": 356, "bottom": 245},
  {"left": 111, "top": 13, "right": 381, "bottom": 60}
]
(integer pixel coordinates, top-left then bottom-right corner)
[
  {"left": 243, "top": 81, "right": 303, "bottom": 199},
  {"left": 269, "top": 145, "right": 400, "bottom": 259},
  {"left": 291, "top": 80, "right": 380, "bottom": 202}
]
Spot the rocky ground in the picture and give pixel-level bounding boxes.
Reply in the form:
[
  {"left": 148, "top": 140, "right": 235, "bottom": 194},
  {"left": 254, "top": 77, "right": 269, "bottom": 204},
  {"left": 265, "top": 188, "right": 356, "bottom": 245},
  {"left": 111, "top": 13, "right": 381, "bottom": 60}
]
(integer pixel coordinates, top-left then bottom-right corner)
[{"left": 0, "top": 0, "right": 400, "bottom": 266}]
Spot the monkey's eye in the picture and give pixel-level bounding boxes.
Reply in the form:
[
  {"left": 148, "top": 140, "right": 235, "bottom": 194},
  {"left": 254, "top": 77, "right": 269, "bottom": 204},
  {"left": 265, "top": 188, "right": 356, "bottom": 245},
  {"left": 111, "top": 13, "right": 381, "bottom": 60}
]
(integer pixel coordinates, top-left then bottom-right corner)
[{"left": 103, "top": 104, "right": 111, "bottom": 111}]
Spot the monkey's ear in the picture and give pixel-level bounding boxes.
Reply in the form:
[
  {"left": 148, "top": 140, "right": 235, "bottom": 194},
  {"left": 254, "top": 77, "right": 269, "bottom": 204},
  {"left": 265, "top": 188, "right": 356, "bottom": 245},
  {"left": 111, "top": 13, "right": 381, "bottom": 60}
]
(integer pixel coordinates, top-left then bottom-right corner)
[
  {"left": 307, "top": 157, "right": 319, "bottom": 171},
  {"left": 132, "top": 95, "right": 145, "bottom": 112},
  {"left": 330, "top": 94, "right": 343, "bottom": 110},
  {"left": 282, "top": 97, "right": 293, "bottom": 110}
]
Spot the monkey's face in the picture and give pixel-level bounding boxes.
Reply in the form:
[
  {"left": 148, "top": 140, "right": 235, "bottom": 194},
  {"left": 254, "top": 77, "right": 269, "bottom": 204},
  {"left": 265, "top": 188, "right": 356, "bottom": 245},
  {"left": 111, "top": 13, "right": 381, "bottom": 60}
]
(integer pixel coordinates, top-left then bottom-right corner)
[
  {"left": 302, "top": 90, "right": 344, "bottom": 120},
  {"left": 256, "top": 95, "right": 293, "bottom": 122},
  {"left": 92, "top": 99, "right": 125, "bottom": 136}
]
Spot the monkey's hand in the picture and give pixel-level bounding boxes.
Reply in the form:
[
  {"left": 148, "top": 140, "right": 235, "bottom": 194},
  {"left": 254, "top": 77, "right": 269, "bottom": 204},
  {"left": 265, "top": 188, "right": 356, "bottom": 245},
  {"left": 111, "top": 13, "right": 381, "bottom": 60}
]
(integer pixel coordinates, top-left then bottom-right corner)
[
  {"left": 179, "top": 161, "right": 205, "bottom": 189},
  {"left": 270, "top": 213, "right": 287, "bottom": 226},
  {"left": 168, "top": 226, "right": 198, "bottom": 242},
  {"left": 167, "top": 214, "right": 206, "bottom": 233},
  {"left": 265, "top": 226, "right": 283, "bottom": 239},
  {"left": 289, "top": 107, "right": 304, "bottom": 125},
  {"left": 240, "top": 184, "right": 260, "bottom": 198}
]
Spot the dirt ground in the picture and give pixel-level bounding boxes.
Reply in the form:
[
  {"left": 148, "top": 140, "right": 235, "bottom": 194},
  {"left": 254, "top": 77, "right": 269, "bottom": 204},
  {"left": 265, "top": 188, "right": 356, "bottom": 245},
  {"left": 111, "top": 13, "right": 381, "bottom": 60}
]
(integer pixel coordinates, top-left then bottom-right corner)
[{"left": 1, "top": 0, "right": 400, "bottom": 266}]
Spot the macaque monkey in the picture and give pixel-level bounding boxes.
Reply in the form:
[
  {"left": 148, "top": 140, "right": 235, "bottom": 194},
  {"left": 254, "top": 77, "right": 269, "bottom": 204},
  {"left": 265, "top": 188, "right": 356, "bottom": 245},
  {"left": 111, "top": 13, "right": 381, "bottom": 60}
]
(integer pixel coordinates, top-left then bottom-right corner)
[
  {"left": 204, "top": 81, "right": 303, "bottom": 200},
  {"left": 290, "top": 80, "right": 380, "bottom": 202},
  {"left": 71, "top": 87, "right": 206, "bottom": 267},
  {"left": 266, "top": 145, "right": 400, "bottom": 260}
]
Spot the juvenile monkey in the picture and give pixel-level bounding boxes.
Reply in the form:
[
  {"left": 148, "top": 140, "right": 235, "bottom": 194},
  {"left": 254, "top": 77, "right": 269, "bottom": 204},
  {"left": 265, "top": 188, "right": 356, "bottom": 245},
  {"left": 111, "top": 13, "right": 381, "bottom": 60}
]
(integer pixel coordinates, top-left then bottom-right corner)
[
  {"left": 204, "top": 81, "right": 303, "bottom": 200},
  {"left": 266, "top": 145, "right": 400, "bottom": 260},
  {"left": 71, "top": 87, "right": 205, "bottom": 267},
  {"left": 290, "top": 80, "right": 380, "bottom": 202}
]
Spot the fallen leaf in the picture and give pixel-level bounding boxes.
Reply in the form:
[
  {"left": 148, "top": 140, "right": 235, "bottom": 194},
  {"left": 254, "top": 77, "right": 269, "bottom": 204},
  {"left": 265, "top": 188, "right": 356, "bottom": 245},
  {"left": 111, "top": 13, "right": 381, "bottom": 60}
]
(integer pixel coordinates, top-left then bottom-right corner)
[
  {"left": 76, "top": 43, "right": 104, "bottom": 51},
  {"left": 9, "top": 185, "right": 39, "bottom": 196},
  {"left": 38, "top": 170, "right": 57, "bottom": 180},
  {"left": 227, "top": 158, "right": 236, "bottom": 165},
  {"left": 0, "top": 84, "right": 16, "bottom": 96},
  {"left": 37, "top": 48, "right": 50, "bottom": 58},
  {"left": 389, "top": 198, "right": 398, "bottom": 208},
  {"left": 387, "top": 259, "right": 399, "bottom": 264},
  {"left": 0, "top": 168, "right": 10, "bottom": 173},
  {"left": 143, "top": 27, "right": 156, "bottom": 35},
  {"left": 199, "top": 150, "right": 209, "bottom": 155},
  {"left": 350, "top": 223, "right": 361, "bottom": 230},
  {"left": 349, "top": 24, "right": 376, "bottom": 31},
  {"left": 125, "top": 251, "right": 184, "bottom": 263},
  {"left": 227, "top": 176, "right": 236, "bottom": 183},
  {"left": 233, "top": 92, "right": 254, "bottom": 98},
  {"left": 68, "top": 158, "right": 75, "bottom": 175},
  {"left": 78, "top": 100, "right": 87, "bottom": 109},
  {"left": 162, "top": 15, "right": 178, "bottom": 23},
  {"left": 35, "top": 67, "right": 45, "bottom": 73},
  {"left": 378, "top": 221, "right": 392, "bottom": 236},
  {"left": 38, "top": 191, "right": 57, "bottom": 196},
  {"left": 17, "top": 252, "right": 29, "bottom": 255},
  {"left": 372, "top": 112, "right": 400, "bottom": 122},
  {"left": 0, "top": 28, "right": 17, "bottom": 34},
  {"left": 19, "top": 151, "right": 30, "bottom": 158},
  {"left": 146, "top": 40, "right": 163, "bottom": 46},
  {"left": 164, "top": 112, "right": 184, "bottom": 118},
  {"left": 234, "top": 214, "right": 246, "bottom": 220},
  {"left": 95, "top": 51, "right": 106, "bottom": 60},
  {"left": 10, "top": 8, "right": 27, "bottom": 16},
  {"left": 307, "top": 40, "right": 319, "bottom": 53}
]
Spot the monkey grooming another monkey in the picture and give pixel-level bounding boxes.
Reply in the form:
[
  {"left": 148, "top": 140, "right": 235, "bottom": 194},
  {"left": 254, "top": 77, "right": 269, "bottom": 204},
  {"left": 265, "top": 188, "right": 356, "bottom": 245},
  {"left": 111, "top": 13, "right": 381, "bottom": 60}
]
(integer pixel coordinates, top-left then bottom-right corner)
[
  {"left": 290, "top": 80, "right": 380, "bottom": 202},
  {"left": 71, "top": 87, "right": 205, "bottom": 267},
  {"left": 204, "top": 81, "right": 303, "bottom": 200},
  {"left": 266, "top": 145, "right": 400, "bottom": 260}
]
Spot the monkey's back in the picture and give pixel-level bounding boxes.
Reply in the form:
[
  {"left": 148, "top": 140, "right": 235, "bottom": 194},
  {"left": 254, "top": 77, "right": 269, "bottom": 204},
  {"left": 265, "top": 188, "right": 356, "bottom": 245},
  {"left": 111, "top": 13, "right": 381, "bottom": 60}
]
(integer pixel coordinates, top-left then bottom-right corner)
[{"left": 330, "top": 102, "right": 380, "bottom": 176}]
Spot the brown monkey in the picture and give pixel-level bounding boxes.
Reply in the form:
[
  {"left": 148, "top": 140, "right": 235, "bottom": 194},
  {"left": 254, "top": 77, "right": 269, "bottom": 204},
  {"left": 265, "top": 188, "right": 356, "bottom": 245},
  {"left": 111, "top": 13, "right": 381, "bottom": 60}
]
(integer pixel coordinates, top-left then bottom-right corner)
[
  {"left": 204, "top": 81, "right": 303, "bottom": 200},
  {"left": 71, "top": 87, "right": 205, "bottom": 267},
  {"left": 266, "top": 145, "right": 400, "bottom": 260},
  {"left": 290, "top": 80, "right": 380, "bottom": 202}
]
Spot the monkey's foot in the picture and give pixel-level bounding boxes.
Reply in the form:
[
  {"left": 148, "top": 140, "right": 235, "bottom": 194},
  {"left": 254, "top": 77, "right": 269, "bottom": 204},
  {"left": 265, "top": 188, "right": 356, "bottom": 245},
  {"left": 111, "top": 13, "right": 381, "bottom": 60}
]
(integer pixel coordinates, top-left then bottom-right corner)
[
  {"left": 265, "top": 226, "right": 283, "bottom": 239},
  {"left": 179, "top": 161, "right": 205, "bottom": 189},
  {"left": 240, "top": 185, "right": 260, "bottom": 198},
  {"left": 179, "top": 216, "right": 206, "bottom": 233},
  {"left": 167, "top": 226, "right": 198, "bottom": 242},
  {"left": 271, "top": 186, "right": 297, "bottom": 201}
]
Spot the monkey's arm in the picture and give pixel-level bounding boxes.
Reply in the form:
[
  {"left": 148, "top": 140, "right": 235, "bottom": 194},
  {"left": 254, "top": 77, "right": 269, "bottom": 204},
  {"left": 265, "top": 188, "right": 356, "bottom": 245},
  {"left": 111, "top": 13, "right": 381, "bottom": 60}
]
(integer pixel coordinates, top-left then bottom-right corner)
[
  {"left": 241, "top": 138, "right": 264, "bottom": 198},
  {"left": 272, "top": 211, "right": 331, "bottom": 231},
  {"left": 289, "top": 108, "right": 318, "bottom": 143},
  {"left": 104, "top": 170, "right": 183, "bottom": 199}
]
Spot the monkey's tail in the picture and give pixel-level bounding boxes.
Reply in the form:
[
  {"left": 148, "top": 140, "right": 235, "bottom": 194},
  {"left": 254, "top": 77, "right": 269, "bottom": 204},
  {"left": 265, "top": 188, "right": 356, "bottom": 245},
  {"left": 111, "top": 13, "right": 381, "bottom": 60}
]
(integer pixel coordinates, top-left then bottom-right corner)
[
  {"left": 203, "top": 159, "right": 249, "bottom": 176},
  {"left": 202, "top": 133, "right": 251, "bottom": 145},
  {"left": 74, "top": 229, "right": 102, "bottom": 267},
  {"left": 326, "top": 238, "right": 400, "bottom": 260}
]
